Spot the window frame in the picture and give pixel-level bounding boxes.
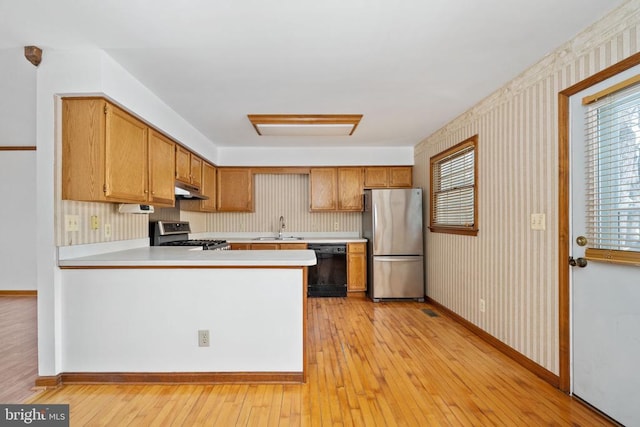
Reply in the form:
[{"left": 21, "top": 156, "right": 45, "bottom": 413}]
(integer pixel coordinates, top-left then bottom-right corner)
[
  {"left": 429, "top": 135, "right": 479, "bottom": 236},
  {"left": 581, "top": 76, "right": 640, "bottom": 265}
]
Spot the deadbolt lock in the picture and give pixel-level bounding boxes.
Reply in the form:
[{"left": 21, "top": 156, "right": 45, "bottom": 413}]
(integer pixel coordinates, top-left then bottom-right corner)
[{"left": 576, "top": 236, "right": 588, "bottom": 247}]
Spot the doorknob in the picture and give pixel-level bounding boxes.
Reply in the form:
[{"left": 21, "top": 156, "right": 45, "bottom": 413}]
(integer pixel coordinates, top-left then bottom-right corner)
[{"left": 569, "top": 256, "right": 588, "bottom": 267}]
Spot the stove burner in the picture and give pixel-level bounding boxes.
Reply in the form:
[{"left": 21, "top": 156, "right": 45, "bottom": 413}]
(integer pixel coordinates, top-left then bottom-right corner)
[
  {"left": 161, "top": 240, "right": 230, "bottom": 250},
  {"left": 150, "top": 221, "right": 230, "bottom": 250}
]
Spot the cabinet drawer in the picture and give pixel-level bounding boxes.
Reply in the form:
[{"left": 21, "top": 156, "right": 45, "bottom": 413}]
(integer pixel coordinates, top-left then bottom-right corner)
[{"left": 348, "top": 242, "right": 366, "bottom": 254}]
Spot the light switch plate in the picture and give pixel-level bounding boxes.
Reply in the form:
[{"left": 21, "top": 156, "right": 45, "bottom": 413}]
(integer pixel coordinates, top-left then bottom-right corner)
[{"left": 530, "top": 213, "right": 546, "bottom": 231}]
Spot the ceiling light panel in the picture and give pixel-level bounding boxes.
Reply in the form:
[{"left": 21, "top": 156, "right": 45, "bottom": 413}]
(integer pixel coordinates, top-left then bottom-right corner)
[{"left": 248, "top": 114, "right": 363, "bottom": 136}]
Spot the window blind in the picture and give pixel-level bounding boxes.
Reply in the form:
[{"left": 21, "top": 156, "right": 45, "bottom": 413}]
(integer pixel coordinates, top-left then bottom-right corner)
[
  {"left": 431, "top": 144, "right": 475, "bottom": 228},
  {"left": 584, "top": 81, "right": 640, "bottom": 259}
]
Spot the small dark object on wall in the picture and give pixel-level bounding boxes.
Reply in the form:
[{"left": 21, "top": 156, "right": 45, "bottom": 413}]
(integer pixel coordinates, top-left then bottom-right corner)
[{"left": 24, "top": 46, "right": 42, "bottom": 67}]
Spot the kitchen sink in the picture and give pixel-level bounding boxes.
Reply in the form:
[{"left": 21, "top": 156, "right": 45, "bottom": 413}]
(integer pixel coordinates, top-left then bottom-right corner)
[{"left": 253, "top": 236, "right": 303, "bottom": 241}]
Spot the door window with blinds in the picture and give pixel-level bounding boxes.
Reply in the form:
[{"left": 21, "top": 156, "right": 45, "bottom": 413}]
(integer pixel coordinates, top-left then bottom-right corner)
[
  {"left": 583, "top": 76, "right": 640, "bottom": 264},
  {"left": 429, "top": 135, "right": 478, "bottom": 236}
]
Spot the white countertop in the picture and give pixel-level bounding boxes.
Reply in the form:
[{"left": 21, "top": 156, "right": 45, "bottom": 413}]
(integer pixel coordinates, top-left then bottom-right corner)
[
  {"left": 192, "top": 232, "right": 366, "bottom": 244},
  {"left": 59, "top": 247, "right": 317, "bottom": 268},
  {"left": 226, "top": 237, "right": 367, "bottom": 244}
]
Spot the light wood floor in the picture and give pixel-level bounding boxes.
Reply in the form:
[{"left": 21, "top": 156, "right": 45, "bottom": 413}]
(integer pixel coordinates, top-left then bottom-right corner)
[
  {"left": 18, "top": 295, "right": 611, "bottom": 425},
  {"left": 0, "top": 296, "right": 39, "bottom": 403}
]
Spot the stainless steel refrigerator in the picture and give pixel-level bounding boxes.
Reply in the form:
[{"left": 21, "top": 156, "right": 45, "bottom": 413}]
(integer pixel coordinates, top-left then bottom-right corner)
[{"left": 362, "top": 188, "right": 425, "bottom": 301}]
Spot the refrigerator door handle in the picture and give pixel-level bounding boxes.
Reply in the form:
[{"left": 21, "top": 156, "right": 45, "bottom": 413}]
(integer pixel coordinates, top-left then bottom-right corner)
[{"left": 374, "top": 256, "right": 423, "bottom": 262}]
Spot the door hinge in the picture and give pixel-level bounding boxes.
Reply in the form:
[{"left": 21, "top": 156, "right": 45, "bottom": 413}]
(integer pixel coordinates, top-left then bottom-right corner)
[
  {"left": 103, "top": 184, "right": 107, "bottom": 193},
  {"left": 103, "top": 104, "right": 108, "bottom": 115}
]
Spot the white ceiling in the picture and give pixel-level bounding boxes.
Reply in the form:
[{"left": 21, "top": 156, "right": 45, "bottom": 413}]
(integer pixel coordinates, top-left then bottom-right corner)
[{"left": 0, "top": 0, "right": 625, "bottom": 149}]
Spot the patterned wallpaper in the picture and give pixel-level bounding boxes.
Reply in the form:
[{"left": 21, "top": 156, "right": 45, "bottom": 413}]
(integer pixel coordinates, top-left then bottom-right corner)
[
  {"left": 413, "top": 1, "right": 640, "bottom": 374},
  {"left": 57, "top": 174, "right": 361, "bottom": 246}
]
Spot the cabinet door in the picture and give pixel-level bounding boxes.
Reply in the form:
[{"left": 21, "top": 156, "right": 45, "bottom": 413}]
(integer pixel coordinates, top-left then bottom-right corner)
[
  {"left": 309, "top": 168, "right": 337, "bottom": 211},
  {"left": 338, "top": 167, "right": 363, "bottom": 211},
  {"left": 62, "top": 98, "right": 107, "bottom": 202},
  {"left": 190, "top": 154, "right": 203, "bottom": 188},
  {"left": 279, "top": 243, "right": 307, "bottom": 250},
  {"left": 200, "top": 162, "right": 216, "bottom": 211},
  {"left": 251, "top": 243, "right": 279, "bottom": 250},
  {"left": 389, "top": 166, "right": 412, "bottom": 187},
  {"left": 217, "top": 168, "right": 253, "bottom": 212},
  {"left": 230, "top": 243, "right": 251, "bottom": 250},
  {"left": 148, "top": 130, "right": 176, "bottom": 207},
  {"left": 104, "top": 103, "right": 148, "bottom": 202},
  {"left": 175, "top": 146, "right": 191, "bottom": 184},
  {"left": 364, "top": 167, "right": 389, "bottom": 188},
  {"left": 347, "top": 243, "right": 367, "bottom": 292}
]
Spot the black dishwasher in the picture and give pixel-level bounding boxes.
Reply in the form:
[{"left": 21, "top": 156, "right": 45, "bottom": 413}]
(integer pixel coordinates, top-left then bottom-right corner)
[{"left": 307, "top": 244, "right": 347, "bottom": 297}]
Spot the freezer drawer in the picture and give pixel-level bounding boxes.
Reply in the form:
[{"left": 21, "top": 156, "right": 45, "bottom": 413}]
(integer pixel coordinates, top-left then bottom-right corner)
[{"left": 369, "top": 256, "right": 424, "bottom": 301}]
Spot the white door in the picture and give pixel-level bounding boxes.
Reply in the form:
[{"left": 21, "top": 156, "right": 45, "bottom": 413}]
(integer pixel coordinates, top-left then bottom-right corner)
[{"left": 570, "top": 67, "right": 640, "bottom": 426}]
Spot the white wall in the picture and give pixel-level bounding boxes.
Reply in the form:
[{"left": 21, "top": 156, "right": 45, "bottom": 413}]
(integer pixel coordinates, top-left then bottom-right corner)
[
  {"left": 61, "top": 268, "right": 303, "bottom": 372},
  {"left": 0, "top": 152, "right": 37, "bottom": 290},
  {"left": 218, "top": 146, "right": 414, "bottom": 166},
  {"left": 0, "top": 48, "right": 37, "bottom": 291},
  {"left": 35, "top": 49, "right": 222, "bottom": 376}
]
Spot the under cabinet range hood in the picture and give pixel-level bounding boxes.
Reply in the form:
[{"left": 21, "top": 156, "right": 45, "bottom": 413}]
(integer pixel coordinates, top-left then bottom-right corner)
[
  {"left": 174, "top": 181, "right": 208, "bottom": 200},
  {"left": 118, "top": 204, "right": 154, "bottom": 214}
]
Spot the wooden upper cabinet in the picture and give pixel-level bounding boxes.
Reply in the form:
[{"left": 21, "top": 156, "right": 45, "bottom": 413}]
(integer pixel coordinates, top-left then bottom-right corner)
[
  {"left": 217, "top": 168, "right": 253, "bottom": 212},
  {"left": 364, "top": 167, "right": 388, "bottom": 188},
  {"left": 180, "top": 161, "right": 216, "bottom": 212},
  {"left": 337, "top": 167, "right": 363, "bottom": 211},
  {"left": 175, "top": 146, "right": 202, "bottom": 189},
  {"left": 309, "top": 168, "right": 338, "bottom": 211},
  {"left": 364, "top": 166, "right": 412, "bottom": 188},
  {"left": 148, "top": 130, "right": 176, "bottom": 207},
  {"left": 200, "top": 162, "right": 216, "bottom": 211},
  {"left": 104, "top": 104, "right": 149, "bottom": 202},
  {"left": 190, "top": 154, "right": 203, "bottom": 189},
  {"left": 389, "top": 166, "right": 412, "bottom": 187},
  {"left": 62, "top": 98, "right": 154, "bottom": 204},
  {"left": 310, "top": 167, "right": 363, "bottom": 211},
  {"left": 175, "top": 146, "right": 191, "bottom": 184}
]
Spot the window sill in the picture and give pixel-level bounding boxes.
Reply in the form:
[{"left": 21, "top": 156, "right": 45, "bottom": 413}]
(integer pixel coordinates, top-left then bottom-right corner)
[{"left": 429, "top": 226, "right": 478, "bottom": 236}]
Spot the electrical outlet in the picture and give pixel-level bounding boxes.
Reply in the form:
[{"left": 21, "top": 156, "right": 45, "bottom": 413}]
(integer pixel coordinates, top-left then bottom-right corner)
[
  {"left": 480, "top": 298, "right": 486, "bottom": 313},
  {"left": 90, "top": 215, "right": 100, "bottom": 230},
  {"left": 65, "top": 215, "right": 80, "bottom": 232},
  {"left": 104, "top": 223, "right": 112, "bottom": 238},
  {"left": 198, "top": 330, "right": 210, "bottom": 347},
  {"left": 334, "top": 221, "right": 339, "bottom": 231}
]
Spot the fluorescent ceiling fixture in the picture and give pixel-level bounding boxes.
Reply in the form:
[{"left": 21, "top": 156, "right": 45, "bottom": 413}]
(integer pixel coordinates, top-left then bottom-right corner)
[{"left": 248, "top": 114, "right": 363, "bottom": 136}]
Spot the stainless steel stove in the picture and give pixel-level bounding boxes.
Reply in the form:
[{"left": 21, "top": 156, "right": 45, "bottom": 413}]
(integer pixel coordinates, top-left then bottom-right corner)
[{"left": 150, "top": 221, "right": 230, "bottom": 250}]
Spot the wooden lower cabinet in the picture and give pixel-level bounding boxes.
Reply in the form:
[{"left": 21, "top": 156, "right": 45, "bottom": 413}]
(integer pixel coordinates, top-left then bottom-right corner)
[
  {"left": 279, "top": 243, "right": 308, "bottom": 250},
  {"left": 250, "top": 243, "right": 279, "bottom": 250},
  {"left": 231, "top": 242, "right": 308, "bottom": 250},
  {"left": 230, "top": 243, "right": 251, "bottom": 250},
  {"left": 347, "top": 242, "right": 367, "bottom": 292}
]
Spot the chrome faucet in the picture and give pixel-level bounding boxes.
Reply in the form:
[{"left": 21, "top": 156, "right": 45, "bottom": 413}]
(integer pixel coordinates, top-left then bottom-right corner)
[{"left": 278, "top": 215, "right": 285, "bottom": 239}]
